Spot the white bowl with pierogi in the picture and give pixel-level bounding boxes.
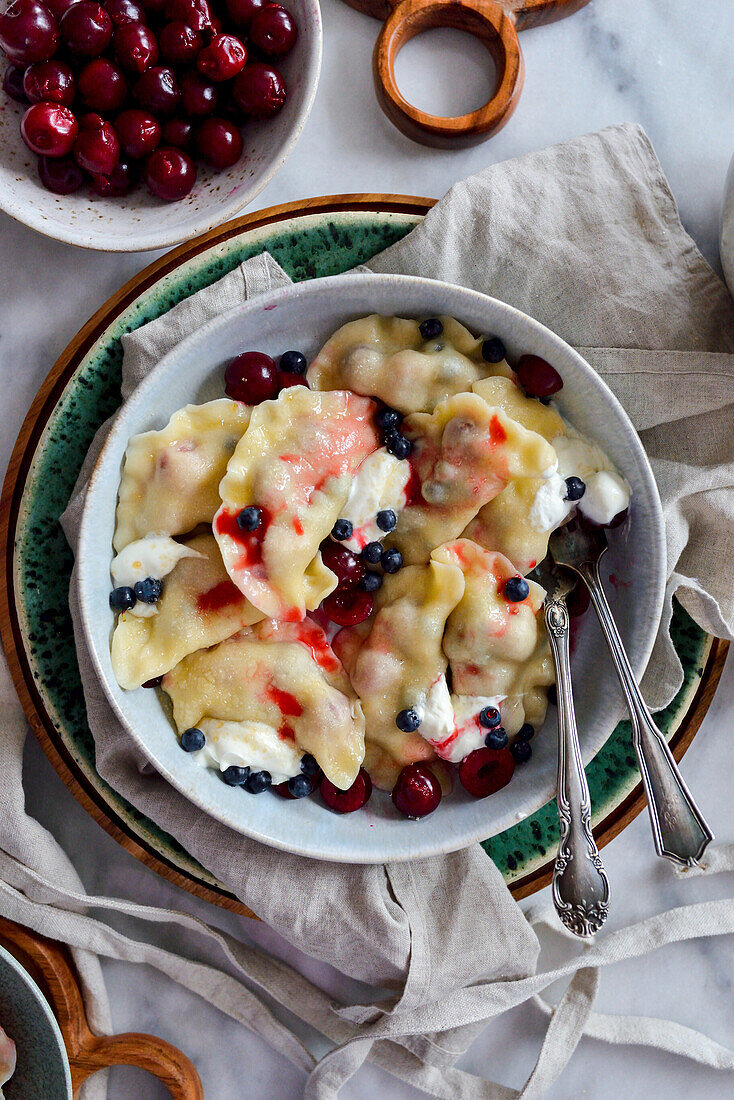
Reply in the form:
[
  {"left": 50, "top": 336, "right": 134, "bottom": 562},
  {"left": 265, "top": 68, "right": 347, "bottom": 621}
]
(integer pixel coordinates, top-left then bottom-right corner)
[{"left": 77, "top": 272, "right": 664, "bottom": 863}]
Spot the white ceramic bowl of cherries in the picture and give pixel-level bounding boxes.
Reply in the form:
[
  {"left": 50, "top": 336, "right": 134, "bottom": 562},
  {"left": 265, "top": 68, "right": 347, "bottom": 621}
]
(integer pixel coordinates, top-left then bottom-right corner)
[{"left": 0, "top": 0, "right": 321, "bottom": 250}]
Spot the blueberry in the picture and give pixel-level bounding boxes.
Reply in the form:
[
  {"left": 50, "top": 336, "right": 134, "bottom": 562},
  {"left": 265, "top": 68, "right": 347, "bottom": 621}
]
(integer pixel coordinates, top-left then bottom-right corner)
[
  {"left": 222, "top": 765, "right": 250, "bottom": 786},
  {"left": 245, "top": 770, "right": 272, "bottom": 794},
  {"left": 564, "top": 476, "right": 586, "bottom": 502},
  {"left": 279, "top": 350, "right": 307, "bottom": 374},
  {"left": 288, "top": 774, "right": 313, "bottom": 798},
  {"left": 376, "top": 509, "right": 397, "bottom": 532},
  {"left": 419, "top": 318, "right": 443, "bottom": 340},
  {"left": 361, "top": 541, "right": 383, "bottom": 565},
  {"left": 479, "top": 705, "right": 501, "bottom": 729},
  {"left": 510, "top": 740, "right": 532, "bottom": 764},
  {"left": 300, "top": 753, "right": 320, "bottom": 777},
  {"left": 484, "top": 726, "right": 508, "bottom": 750},
  {"left": 134, "top": 577, "right": 163, "bottom": 604},
  {"left": 517, "top": 723, "right": 535, "bottom": 742},
  {"left": 386, "top": 434, "right": 412, "bottom": 460},
  {"left": 376, "top": 406, "right": 402, "bottom": 430},
  {"left": 360, "top": 570, "right": 383, "bottom": 592},
  {"left": 481, "top": 336, "right": 506, "bottom": 363},
  {"left": 396, "top": 708, "right": 421, "bottom": 732},
  {"left": 331, "top": 518, "right": 353, "bottom": 541},
  {"left": 381, "top": 548, "right": 403, "bottom": 574},
  {"left": 109, "top": 586, "right": 135, "bottom": 612},
  {"left": 237, "top": 506, "right": 262, "bottom": 531},
  {"left": 504, "top": 576, "right": 530, "bottom": 602},
  {"left": 181, "top": 727, "right": 205, "bottom": 752}
]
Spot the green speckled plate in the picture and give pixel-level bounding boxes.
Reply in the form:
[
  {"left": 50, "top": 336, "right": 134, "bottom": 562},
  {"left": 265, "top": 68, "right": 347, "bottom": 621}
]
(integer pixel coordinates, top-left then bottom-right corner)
[{"left": 0, "top": 196, "right": 724, "bottom": 907}]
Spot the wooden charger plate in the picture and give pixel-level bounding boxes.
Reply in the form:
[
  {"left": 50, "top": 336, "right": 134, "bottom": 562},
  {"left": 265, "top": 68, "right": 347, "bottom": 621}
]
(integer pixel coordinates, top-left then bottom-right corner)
[{"left": 0, "top": 194, "right": 727, "bottom": 921}]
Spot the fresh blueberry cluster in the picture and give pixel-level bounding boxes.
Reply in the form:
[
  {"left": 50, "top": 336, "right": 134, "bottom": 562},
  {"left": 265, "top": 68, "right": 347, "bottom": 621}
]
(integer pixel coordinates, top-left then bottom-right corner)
[
  {"left": 510, "top": 723, "right": 534, "bottom": 763},
  {"left": 376, "top": 404, "right": 411, "bottom": 460},
  {"left": 109, "top": 575, "right": 163, "bottom": 611},
  {"left": 180, "top": 729, "right": 324, "bottom": 797}
]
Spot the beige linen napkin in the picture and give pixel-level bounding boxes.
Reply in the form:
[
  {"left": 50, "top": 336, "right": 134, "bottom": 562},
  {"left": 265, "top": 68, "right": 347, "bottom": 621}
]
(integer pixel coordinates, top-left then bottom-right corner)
[{"left": 1, "top": 123, "right": 733, "bottom": 1098}]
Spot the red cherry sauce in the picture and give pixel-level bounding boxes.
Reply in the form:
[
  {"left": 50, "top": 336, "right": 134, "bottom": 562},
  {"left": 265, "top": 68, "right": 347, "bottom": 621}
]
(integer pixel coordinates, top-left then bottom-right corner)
[
  {"left": 489, "top": 413, "right": 507, "bottom": 446},
  {"left": 196, "top": 578, "right": 243, "bottom": 614},
  {"left": 289, "top": 619, "right": 339, "bottom": 673},
  {"left": 214, "top": 505, "right": 270, "bottom": 569},
  {"left": 402, "top": 459, "right": 423, "bottom": 508},
  {"left": 264, "top": 682, "right": 303, "bottom": 742}
]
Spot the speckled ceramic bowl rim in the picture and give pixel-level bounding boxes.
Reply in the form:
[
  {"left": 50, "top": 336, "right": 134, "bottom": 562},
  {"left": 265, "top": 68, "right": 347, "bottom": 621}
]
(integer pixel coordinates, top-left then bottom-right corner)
[
  {"left": 77, "top": 270, "right": 666, "bottom": 862},
  {"left": 0, "top": 2, "right": 322, "bottom": 252},
  {"left": 0, "top": 943, "right": 73, "bottom": 1099}
]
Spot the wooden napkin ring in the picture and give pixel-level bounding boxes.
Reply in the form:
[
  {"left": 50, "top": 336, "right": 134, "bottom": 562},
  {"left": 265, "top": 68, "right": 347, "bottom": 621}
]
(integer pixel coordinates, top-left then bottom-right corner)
[{"left": 374, "top": 0, "right": 523, "bottom": 148}]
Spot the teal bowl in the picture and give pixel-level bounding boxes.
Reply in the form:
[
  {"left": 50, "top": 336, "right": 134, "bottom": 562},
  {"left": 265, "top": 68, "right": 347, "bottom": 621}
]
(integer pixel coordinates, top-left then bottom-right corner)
[{"left": 0, "top": 944, "right": 72, "bottom": 1100}]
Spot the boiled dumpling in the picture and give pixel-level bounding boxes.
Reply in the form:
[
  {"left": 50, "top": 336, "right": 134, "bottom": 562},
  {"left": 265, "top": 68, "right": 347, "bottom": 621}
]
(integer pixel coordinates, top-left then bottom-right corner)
[
  {"left": 111, "top": 533, "right": 263, "bottom": 690},
  {"left": 387, "top": 392, "right": 558, "bottom": 564},
  {"left": 114, "top": 399, "right": 251, "bottom": 551},
  {"left": 307, "top": 314, "right": 513, "bottom": 414},
  {"left": 214, "top": 387, "right": 378, "bottom": 621},
  {"left": 162, "top": 620, "right": 365, "bottom": 789}
]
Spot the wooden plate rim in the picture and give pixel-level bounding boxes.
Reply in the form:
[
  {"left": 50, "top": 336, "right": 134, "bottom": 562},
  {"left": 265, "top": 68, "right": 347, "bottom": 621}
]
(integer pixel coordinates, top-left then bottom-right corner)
[{"left": 0, "top": 192, "right": 727, "bottom": 917}]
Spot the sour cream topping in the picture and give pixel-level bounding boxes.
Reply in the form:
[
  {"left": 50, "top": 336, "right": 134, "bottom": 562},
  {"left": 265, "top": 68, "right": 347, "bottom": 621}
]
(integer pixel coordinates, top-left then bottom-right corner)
[
  {"left": 191, "top": 718, "right": 303, "bottom": 785},
  {"left": 414, "top": 676, "right": 506, "bottom": 764},
  {"left": 340, "top": 448, "right": 411, "bottom": 551},
  {"left": 529, "top": 426, "right": 630, "bottom": 532},
  {"left": 111, "top": 534, "right": 202, "bottom": 618}
]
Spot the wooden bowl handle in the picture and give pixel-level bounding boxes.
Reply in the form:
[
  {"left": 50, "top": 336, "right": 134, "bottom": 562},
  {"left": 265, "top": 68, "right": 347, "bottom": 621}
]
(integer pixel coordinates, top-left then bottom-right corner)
[
  {"left": 71, "top": 1031, "right": 204, "bottom": 1099},
  {"left": 372, "top": 0, "right": 524, "bottom": 148}
]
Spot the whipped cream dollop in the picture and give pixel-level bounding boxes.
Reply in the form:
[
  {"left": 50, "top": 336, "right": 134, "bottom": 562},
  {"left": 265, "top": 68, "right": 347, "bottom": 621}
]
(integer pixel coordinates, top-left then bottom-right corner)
[
  {"left": 529, "top": 426, "right": 630, "bottom": 532},
  {"left": 414, "top": 676, "right": 505, "bottom": 764},
  {"left": 111, "top": 535, "right": 202, "bottom": 618},
  {"left": 340, "top": 448, "right": 411, "bottom": 551},
  {"left": 191, "top": 718, "right": 303, "bottom": 784}
]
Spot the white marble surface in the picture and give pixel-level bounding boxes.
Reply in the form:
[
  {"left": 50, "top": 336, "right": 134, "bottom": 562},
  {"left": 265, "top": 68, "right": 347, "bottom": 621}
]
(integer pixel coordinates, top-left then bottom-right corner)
[{"left": 2, "top": 0, "right": 734, "bottom": 1096}]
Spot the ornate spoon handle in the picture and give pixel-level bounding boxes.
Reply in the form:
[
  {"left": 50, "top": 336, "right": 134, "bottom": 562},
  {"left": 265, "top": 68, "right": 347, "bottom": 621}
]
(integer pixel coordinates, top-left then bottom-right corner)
[
  {"left": 577, "top": 559, "right": 713, "bottom": 867},
  {"left": 545, "top": 596, "right": 610, "bottom": 937}
]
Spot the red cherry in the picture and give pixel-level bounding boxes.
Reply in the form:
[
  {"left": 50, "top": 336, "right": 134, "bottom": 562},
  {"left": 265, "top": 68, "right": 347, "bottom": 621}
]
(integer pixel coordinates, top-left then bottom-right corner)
[
  {"left": 224, "top": 351, "right": 278, "bottom": 403},
  {"left": 115, "top": 106, "right": 160, "bottom": 157},
  {"left": 0, "top": 0, "right": 59, "bottom": 66},
  {"left": 140, "top": 0, "right": 165, "bottom": 13},
  {"left": 114, "top": 21, "right": 158, "bottom": 73},
  {"left": 224, "top": 0, "right": 265, "bottom": 28},
  {"left": 37, "top": 152, "right": 83, "bottom": 192},
  {"left": 91, "top": 154, "right": 138, "bottom": 195},
  {"left": 78, "top": 56, "right": 127, "bottom": 110},
  {"left": 321, "top": 767, "right": 372, "bottom": 814},
  {"left": 322, "top": 588, "right": 373, "bottom": 627},
  {"left": 73, "top": 111, "right": 119, "bottom": 174},
  {"left": 392, "top": 764, "right": 442, "bottom": 818},
  {"left": 144, "top": 144, "right": 196, "bottom": 200},
  {"left": 161, "top": 115, "right": 192, "bottom": 148},
  {"left": 231, "top": 61, "right": 284, "bottom": 118},
  {"left": 133, "top": 64, "right": 179, "bottom": 114},
  {"left": 515, "top": 354, "right": 563, "bottom": 398},
  {"left": 103, "top": 0, "right": 145, "bottom": 24},
  {"left": 196, "top": 32, "right": 245, "bottom": 82},
  {"left": 3, "top": 63, "right": 28, "bottom": 102},
  {"left": 60, "top": 1, "right": 112, "bottom": 57},
  {"left": 319, "top": 542, "right": 364, "bottom": 589},
  {"left": 179, "top": 68, "right": 217, "bottom": 116},
  {"left": 21, "top": 101, "right": 77, "bottom": 156},
  {"left": 158, "top": 20, "right": 201, "bottom": 64},
  {"left": 23, "top": 59, "right": 75, "bottom": 104},
  {"left": 458, "top": 747, "right": 515, "bottom": 798},
  {"left": 164, "top": 0, "right": 212, "bottom": 33},
  {"left": 196, "top": 115, "right": 242, "bottom": 168},
  {"left": 44, "top": 0, "right": 83, "bottom": 18},
  {"left": 248, "top": 3, "right": 296, "bottom": 57}
]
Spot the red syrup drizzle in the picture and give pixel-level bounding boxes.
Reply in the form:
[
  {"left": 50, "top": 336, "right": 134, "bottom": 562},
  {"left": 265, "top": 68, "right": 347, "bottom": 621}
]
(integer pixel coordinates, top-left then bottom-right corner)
[
  {"left": 489, "top": 414, "right": 507, "bottom": 446},
  {"left": 196, "top": 579, "right": 243, "bottom": 614},
  {"left": 402, "top": 459, "right": 424, "bottom": 507},
  {"left": 291, "top": 620, "right": 340, "bottom": 673},
  {"left": 214, "top": 505, "right": 271, "bottom": 567},
  {"left": 264, "top": 682, "right": 303, "bottom": 742}
]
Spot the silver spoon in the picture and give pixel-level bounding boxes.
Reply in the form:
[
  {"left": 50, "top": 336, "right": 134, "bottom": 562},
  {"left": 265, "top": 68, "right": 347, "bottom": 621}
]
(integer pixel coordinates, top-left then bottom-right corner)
[
  {"left": 550, "top": 522, "right": 713, "bottom": 867},
  {"left": 532, "top": 560, "right": 610, "bottom": 937}
]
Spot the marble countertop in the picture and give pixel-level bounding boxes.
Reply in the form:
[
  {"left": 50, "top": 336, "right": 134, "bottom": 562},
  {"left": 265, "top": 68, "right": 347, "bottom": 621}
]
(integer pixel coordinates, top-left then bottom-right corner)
[{"left": 2, "top": 0, "right": 734, "bottom": 1095}]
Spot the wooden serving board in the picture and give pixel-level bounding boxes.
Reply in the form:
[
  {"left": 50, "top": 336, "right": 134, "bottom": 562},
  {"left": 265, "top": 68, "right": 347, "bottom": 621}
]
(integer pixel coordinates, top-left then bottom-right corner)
[
  {"left": 0, "top": 194, "right": 728, "bottom": 918},
  {"left": 0, "top": 918, "right": 202, "bottom": 1098}
]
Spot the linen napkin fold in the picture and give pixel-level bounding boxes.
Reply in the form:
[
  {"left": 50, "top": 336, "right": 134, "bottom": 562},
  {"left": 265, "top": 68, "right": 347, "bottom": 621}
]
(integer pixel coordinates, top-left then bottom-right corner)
[{"left": 1, "top": 121, "right": 732, "bottom": 1099}]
